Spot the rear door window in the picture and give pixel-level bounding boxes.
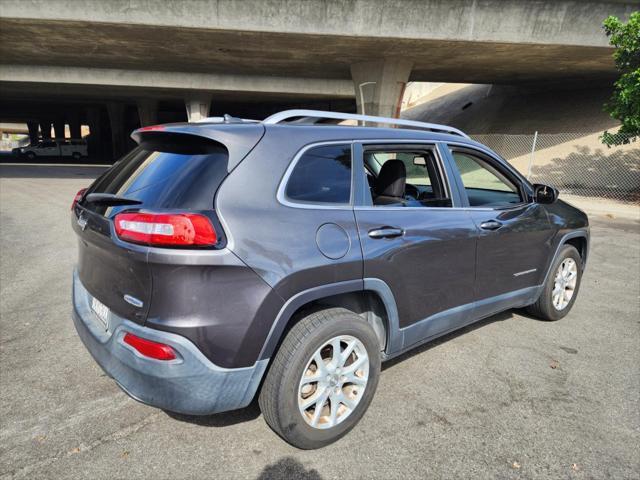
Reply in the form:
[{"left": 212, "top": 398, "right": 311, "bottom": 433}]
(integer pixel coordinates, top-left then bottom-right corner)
[
  {"left": 284, "top": 144, "right": 352, "bottom": 205},
  {"left": 362, "top": 146, "right": 451, "bottom": 207}
]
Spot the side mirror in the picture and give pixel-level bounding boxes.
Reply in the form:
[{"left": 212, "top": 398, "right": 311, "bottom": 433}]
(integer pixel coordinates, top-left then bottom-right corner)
[{"left": 533, "top": 183, "right": 559, "bottom": 204}]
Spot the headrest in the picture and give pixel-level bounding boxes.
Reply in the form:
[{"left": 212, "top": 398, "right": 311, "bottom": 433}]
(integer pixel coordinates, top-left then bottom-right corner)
[{"left": 374, "top": 159, "right": 406, "bottom": 198}]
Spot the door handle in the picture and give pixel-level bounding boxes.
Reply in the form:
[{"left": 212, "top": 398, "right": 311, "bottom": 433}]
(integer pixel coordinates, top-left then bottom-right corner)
[
  {"left": 368, "top": 227, "right": 404, "bottom": 239},
  {"left": 479, "top": 220, "right": 502, "bottom": 231}
]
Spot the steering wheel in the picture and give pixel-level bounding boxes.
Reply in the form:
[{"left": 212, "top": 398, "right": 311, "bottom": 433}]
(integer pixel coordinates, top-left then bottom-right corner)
[{"left": 404, "top": 184, "right": 419, "bottom": 200}]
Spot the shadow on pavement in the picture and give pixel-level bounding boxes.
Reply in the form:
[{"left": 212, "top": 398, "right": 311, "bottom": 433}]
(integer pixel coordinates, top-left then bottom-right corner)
[
  {"left": 256, "top": 457, "right": 323, "bottom": 480},
  {"left": 164, "top": 397, "right": 262, "bottom": 427},
  {"left": 383, "top": 309, "right": 514, "bottom": 371},
  {"left": 167, "top": 309, "right": 523, "bottom": 429},
  {"left": 532, "top": 145, "right": 640, "bottom": 203}
]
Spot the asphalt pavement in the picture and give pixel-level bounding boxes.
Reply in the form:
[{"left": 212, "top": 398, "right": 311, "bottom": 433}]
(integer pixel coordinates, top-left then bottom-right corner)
[{"left": 1, "top": 164, "right": 638, "bottom": 479}]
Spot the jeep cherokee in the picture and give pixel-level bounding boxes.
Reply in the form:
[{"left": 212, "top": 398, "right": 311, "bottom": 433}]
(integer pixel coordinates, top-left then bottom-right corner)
[{"left": 71, "top": 110, "right": 589, "bottom": 449}]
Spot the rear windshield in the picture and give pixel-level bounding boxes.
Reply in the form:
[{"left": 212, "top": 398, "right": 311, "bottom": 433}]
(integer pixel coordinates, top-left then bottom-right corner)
[{"left": 82, "top": 146, "right": 229, "bottom": 217}]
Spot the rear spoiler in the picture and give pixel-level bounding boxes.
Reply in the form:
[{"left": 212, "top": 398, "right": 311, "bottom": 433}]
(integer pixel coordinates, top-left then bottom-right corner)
[{"left": 131, "top": 123, "right": 265, "bottom": 170}]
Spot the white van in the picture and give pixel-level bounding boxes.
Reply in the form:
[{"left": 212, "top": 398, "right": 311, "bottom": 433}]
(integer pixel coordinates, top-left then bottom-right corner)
[{"left": 18, "top": 139, "right": 88, "bottom": 160}]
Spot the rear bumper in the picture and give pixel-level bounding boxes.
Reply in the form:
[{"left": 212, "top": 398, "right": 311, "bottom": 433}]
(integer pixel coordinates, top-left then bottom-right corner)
[{"left": 72, "top": 270, "right": 268, "bottom": 415}]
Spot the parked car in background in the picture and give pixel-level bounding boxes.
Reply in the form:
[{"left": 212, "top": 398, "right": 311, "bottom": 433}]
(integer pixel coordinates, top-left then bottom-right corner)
[
  {"left": 16, "top": 139, "right": 87, "bottom": 160},
  {"left": 71, "top": 110, "right": 589, "bottom": 449}
]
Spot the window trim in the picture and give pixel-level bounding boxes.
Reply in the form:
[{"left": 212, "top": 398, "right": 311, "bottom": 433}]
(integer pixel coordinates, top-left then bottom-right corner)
[
  {"left": 447, "top": 145, "right": 533, "bottom": 210},
  {"left": 276, "top": 140, "right": 355, "bottom": 210},
  {"left": 354, "top": 141, "right": 459, "bottom": 210}
]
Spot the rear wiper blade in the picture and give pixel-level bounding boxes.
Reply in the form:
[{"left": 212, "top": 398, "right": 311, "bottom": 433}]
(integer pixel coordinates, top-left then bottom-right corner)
[{"left": 84, "top": 193, "right": 143, "bottom": 206}]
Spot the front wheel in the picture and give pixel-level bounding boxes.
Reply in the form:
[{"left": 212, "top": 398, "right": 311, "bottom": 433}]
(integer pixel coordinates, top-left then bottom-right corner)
[
  {"left": 527, "top": 244, "right": 582, "bottom": 321},
  {"left": 259, "top": 308, "right": 381, "bottom": 449}
]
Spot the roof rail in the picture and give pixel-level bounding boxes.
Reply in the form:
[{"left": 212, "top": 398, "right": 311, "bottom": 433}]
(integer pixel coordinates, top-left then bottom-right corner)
[{"left": 262, "top": 109, "right": 469, "bottom": 138}]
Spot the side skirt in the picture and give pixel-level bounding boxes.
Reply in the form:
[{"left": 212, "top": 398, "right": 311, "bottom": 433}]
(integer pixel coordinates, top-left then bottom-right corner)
[{"left": 382, "top": 285, "right": 541, "bottom": 361}]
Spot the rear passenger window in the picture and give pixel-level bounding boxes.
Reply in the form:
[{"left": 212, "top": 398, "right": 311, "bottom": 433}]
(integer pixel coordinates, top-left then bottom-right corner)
[
  {"left": 362, "top": 147, "right": 451, "bottom": 207},
  {"left": 285, "top": 144, "right": 352, "bottom": 204}
]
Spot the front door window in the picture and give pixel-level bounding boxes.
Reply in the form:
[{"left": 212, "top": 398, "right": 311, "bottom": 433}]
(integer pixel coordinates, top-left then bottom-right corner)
[{"left": 451, "top": 151, "right": 522, "bottom": 207}]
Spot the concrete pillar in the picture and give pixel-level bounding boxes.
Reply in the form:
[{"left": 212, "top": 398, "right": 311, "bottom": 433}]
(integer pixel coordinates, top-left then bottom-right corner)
[
  {"left": 39, "top": 121, "right": 52, "bottom": 140},
  {"left": 137, "top": 99, "right": 158, "bottom": 127},
  {"left": 350, "top": 59, "right": 413, "bottom": 119},
  {"left": 106, "top": 102, "right": 126, "bottom": 160},
  {"left": 185, "top": 95, "right": 211, "bottom": 122},
  {"left": 69, "top": 121, "right": 82, "bottom": 139},
  {"left": 68, "top": 111, "right": 82, "bottom": 139},
  {"left": 27, "top": 121, "right": 39, "bottom": 145},
  {"left": 53, "top": 119, "right": 66, "bottom": 140},
  {"left": 86, "top": 106, "right": 104, "bottom": 160}
]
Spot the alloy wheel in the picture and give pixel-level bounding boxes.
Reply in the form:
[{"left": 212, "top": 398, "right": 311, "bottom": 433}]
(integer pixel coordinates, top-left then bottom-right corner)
[
  {"left": 298, "top": 335, "right": 369, "bottom": 429},
  {"left": 552, "top": 258, "right": 578, "bottom": 310}
]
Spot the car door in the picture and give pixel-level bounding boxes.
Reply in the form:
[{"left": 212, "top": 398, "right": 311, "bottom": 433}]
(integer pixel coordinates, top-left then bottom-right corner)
[
  {"left": 59, "top": 141, "right": 72, "bottom": 157},
  {"left": 353, "top": 142, "right": 478, "bottom": 352},
  {"left": 445, "top": 145, "right": 554, "bottom": 316},
  {"left": 38, "top": 140, "right": 58, "bottom": 157}
]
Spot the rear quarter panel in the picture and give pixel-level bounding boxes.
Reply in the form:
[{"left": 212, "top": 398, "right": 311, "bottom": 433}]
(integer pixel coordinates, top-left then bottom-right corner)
[{"left": 215, "top": 128, "right": 364, "bottom": 361}]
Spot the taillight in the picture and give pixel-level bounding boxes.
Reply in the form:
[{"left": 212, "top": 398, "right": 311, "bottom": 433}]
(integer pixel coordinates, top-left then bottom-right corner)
[
  {"left": 123, "top": 333, "right": 176, "bottom": 361},
  {"left": 71, "top": 188, "right": 87, "bottom": 210},
  {"left": 137, "top": 125, "right": 165, "bottom": 132},
  {"left": 114, "top": 212, "right": 217, "bottom": 247}
]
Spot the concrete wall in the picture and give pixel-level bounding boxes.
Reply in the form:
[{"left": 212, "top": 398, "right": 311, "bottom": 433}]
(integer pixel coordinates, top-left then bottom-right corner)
[{"left": 402, "top": 84, "right": 639, "bottom": 202}]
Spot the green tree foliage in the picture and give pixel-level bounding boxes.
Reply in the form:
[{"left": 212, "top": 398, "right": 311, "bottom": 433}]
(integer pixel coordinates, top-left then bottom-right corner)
[{"left": 601, "top": 12, "right": 639, "bottom": 146}]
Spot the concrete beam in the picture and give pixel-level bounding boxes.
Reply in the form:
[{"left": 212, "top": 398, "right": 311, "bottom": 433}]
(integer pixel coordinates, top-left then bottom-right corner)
[
  {"left": 0, "top": 0, "right": 635, "bottom": 48},
  {"left": 351, "top": 60, "right": 413, "bottom": 118},
  {"left": 0, "top": 65, "right": 353, "bottom": 98}
]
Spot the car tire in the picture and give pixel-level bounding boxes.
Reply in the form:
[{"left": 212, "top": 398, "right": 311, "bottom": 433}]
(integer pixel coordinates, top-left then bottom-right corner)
[
  {"left": 72, "top": 152, "right": 82, "bottom": 160},
  {"left": 259, "top": 307, "right": 381, "bottom": 449},
  {"left": 527, "top": 244, "right": 582, "bottom": 321},
  {"left": 26, "top": 152, "right": 35, "bottom": 160}
]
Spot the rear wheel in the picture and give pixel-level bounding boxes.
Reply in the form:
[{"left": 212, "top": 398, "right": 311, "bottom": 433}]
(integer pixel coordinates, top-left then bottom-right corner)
[
  {"left": 527, "top": 244, "right": 582, "bottom": 321},
  {"left": 72, "top": 152, "right": 82, "bottom": 160},
  {"left": 259, "top": 308, "right": 381, "bottom": 449},
  {"left": 26, "top": 152, "right": 35, "bottom": 160}
]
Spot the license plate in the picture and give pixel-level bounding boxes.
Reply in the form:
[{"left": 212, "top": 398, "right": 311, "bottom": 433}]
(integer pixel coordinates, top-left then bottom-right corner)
[{"left": 91, "top": 297, "right": 110, "bottom": 331}]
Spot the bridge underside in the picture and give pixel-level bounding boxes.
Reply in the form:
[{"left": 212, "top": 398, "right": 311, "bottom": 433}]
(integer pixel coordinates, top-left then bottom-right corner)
[
  {"left": 0, "top": 18, "right": 619, "bottom": 86},
  {"left": 0, "top": 0, "right": 633, "bottom": 161}
]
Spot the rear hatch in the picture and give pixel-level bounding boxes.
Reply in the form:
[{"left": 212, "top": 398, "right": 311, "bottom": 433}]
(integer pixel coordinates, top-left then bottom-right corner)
[{"left": 72, "top": 124, "right": 264, "bottom": 324}]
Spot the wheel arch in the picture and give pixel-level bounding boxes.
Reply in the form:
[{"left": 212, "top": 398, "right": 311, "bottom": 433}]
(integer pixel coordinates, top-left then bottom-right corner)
[
  {"left": 542, "top": 230, "right": 590, "bottom": 287},
  {"left": 258, "top": 279, "right": 401, "bottom": 362},
  {"left": 564, "top": 235, "right": 588, "bottom": 267}
]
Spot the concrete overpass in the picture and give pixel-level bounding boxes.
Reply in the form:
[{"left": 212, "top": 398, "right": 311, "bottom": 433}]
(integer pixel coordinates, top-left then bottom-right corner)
[{"left": 0, "top": 0, "right": 636, "bottom": 159}]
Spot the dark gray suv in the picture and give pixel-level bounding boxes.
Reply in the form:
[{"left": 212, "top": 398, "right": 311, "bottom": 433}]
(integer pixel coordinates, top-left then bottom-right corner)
[{"left": 71, "top": 110, "right": 589, "bottom": 449}]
